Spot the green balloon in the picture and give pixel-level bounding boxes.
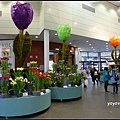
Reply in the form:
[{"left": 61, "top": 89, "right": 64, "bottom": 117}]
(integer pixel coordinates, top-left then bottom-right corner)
[{"left": 57, "top": 23, "right": 71, "bottom": 42}]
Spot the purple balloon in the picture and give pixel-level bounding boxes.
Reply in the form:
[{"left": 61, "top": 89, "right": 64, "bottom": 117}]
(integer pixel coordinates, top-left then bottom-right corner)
[{"left": 11, "top": 1, "right": 34, "bottom": 30}]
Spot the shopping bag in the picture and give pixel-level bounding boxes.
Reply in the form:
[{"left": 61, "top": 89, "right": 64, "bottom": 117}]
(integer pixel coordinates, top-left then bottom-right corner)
[{"left": 84, "top": 79, "right": 88, "bottom": 85}]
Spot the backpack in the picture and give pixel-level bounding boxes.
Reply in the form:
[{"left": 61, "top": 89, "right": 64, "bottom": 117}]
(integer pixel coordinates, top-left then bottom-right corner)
[{"left": 112, "top": 70, "right": 119, "bottom": 81}]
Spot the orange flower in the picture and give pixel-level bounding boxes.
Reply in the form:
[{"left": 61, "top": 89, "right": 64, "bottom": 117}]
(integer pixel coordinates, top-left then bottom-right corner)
[{"left": 109, "top": 36, "right": 120, "bottom": 48}]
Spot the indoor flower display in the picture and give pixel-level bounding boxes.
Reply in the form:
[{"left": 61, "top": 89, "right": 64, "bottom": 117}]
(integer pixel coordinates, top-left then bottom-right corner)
[
  {"left": 109, "top": 36, "right": 120, "bottom": 64},
  {"left": 30, "top": 61, "right": 37, "bottom": 67},
  {"left": 55, "top": 73, "right": 66, "bottom": 87},
  {"left": 52, "top": 63, "right": 58, "bottom": 72},
  {"left": 75, "top": 73, "right": 83, "bottom": 86},
  {"left": 1, "top": 57, "right": 9, "bottom": 74},
  {"left": 11, "top": 1, "right": 33, "bottom": 67},
  {"left": 9, "top": 76, "right": 29, "bottom": 97},
  {"left": 42, "top": 72, "right": 51, "bottom": 89},
  {"left": 0, "top": 75, "right": 10, "bottom": 97},
  {"left": 68, "top": 73, "right": 77, "bottom": 86},
  {"left": 57, "top": 23, "right": 71, "bottom": 64}
]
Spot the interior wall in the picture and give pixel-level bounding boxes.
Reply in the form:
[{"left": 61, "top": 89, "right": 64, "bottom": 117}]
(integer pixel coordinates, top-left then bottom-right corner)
[
  {"left": 44, "top": 1, "right": 120, "bottom": 42},
  {"left": 15, "top": 41, "right": 75, "bottom": 70}
]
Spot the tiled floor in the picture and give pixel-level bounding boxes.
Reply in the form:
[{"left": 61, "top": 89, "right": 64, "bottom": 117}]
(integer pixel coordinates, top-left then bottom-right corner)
[{"left": 4, "top": 77, "right": 120, "bottom": 119}]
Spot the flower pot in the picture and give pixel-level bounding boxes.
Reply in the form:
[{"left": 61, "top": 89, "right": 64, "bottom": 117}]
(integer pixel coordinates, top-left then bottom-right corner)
[
  {"left": 26, "top": 83, "right": 33, "bottom": 95},
  {"left": 17, "top": 93, "right": 22, "bottom": 97},
  {"left": 0, "top": 93, "right": 10, "bottom": 98},
  {"left": 32, "top": 91, "right": 41, "bottom": 96},
  {"left": 56, "top": 83, "right": 63, "bottom": 87}
]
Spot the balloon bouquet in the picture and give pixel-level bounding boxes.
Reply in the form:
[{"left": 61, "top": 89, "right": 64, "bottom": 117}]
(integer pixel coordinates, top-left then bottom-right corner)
[{"left": 11, "top": 1, "right": 34, "bottom": 67}]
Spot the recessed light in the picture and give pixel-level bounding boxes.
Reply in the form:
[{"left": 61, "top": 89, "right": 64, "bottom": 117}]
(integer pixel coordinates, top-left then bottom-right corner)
[
  {"left": 91, "top": 47, "right": 93, "bottom": 48},
  {"left": 89, "top": 44, "right": 91, "bottom": 46},
  {"left": 106, "top": 43, "right": 108, "bottom": 44},
  {"left": 106, "top": 45, "right": 108, "bottom": 47},
  {"left": 86, "top": 41, "right": 89, "bottom": 42},
  {"left": 55, "top": 33, "right": 57, "bottom": 35},
  {"left": 35, "top": 36, "right": 38, "bottom": 38},
  {"left": 74, "top": 22, "right": 77, "bottom": 24}
]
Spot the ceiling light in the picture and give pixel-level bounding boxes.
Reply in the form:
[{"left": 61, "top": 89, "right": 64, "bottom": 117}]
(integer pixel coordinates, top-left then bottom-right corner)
[
  {"left": 74, "top": 22, "right": 77, "bottom": 25},
  {"left": 91, "top": 47, "right": 93, "bottom": 48},
  {"left": 89, "top": 44, "right": 91, "bottom": 46},
  {"left": 35, "top": 36, "right": 38, "bottom": 38},
  {"left": 74, "top": 45, "right": 76, "bottom": 47},
  {"left": 86, "top": 41, "right": 89, "bottom": 42},
  {"left": 106, "top": 42, "right": 108, "bottom": 44},
  {"left": 106, "top": 45, "right": 108, "bottom": 47},
  {"left": 69, "top": 42, "right": 71, "bottom": 44},
  {"left": 55, "top": 33, "right": 57, "bottom": 35},
  {"left": 48, "top": 8, "right": 51, "bottom": 12}
]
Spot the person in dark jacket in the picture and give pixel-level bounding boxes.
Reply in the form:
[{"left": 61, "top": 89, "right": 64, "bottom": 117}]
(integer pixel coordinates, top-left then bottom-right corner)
[
  {"left": 103, "top": 67, "right": 110, "bottom": 92},
  {"left": 90, "top": 67, "right": 99, "bottom": 85}
]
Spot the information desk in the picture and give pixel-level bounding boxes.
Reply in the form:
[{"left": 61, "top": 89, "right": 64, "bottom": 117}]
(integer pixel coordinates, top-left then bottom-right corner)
[
  {"left": 0, "top": 89, "right": 51, "bottom": 117},
  {"left": 49, "top": 85, "right": 82, "bottom": 101}
]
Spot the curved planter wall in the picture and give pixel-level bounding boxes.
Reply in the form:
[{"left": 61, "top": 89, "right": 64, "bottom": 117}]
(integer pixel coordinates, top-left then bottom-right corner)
[
  {"left": 0, "top": 89, "right": 51, "bottom": 117},
  {"left": 49, "top": 85, "right": 82, "bottom": 101}
]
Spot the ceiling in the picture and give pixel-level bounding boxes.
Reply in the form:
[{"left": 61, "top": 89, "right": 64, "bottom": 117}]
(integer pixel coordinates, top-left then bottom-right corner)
[
  {"left": 108, "top": 1, "right": 120, "bottom": 7},
  {"left": 1, "top": 1, "right": 120, "bottom": 53}
]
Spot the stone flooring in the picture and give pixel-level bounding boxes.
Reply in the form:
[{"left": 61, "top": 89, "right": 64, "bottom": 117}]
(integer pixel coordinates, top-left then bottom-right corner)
[{"left": 4, "top": 77, "right": 120, "bottom": 119}]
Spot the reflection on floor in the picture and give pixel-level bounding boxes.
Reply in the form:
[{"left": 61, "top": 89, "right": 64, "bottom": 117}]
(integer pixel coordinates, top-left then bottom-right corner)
[{"left": 4, "top": 77, "right": 120, "bottom": 119}]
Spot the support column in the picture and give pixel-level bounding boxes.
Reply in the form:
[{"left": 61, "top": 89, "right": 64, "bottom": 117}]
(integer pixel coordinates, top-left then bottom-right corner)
[
  {"left": 75, "top": 47, "right": 79, "bottom": 71},
  {"left": 44, "top": 30, "right": 49, "bottom": 73},
  {"left": 98, "top": 52, "right": 101, "bottom": 71}
]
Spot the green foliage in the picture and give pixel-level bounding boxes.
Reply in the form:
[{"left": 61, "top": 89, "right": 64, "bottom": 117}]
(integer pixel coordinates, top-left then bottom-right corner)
[
  {"left": 13, "top": 34, "right": 22, "bottom": 60},
  {"left": 57, "top": 23, "right": 71, "bottom": 42},
  {"left": 62, "top": 42, "right": 70, "bottom": 64},
  {"left": 13, "top": 30, "right": 32, "bottom": 67}
]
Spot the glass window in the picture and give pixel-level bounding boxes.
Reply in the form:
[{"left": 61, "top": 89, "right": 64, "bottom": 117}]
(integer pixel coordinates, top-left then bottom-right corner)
[
  {"left": 88, "top": 52, "right": 98, "bottom": 57},
  {"left": 80, "top": 52, "right": 88, "bottom": 56}
]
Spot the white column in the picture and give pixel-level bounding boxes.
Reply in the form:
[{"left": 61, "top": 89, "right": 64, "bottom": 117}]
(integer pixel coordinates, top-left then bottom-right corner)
[
  {"left": 44, "top": 30, "right": 49, "bottom": 73},
  {"left": 75, "top": 47, "right": 79, "bottom": 71},
  {"left": 98, "top": 52, "right": 101, "bottom": 71}
]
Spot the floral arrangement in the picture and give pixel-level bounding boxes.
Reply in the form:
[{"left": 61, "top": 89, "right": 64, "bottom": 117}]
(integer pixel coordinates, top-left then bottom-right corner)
[
  {"left": 55, "top": 73, "right": 66, "bottom": 85},
  {"left": 68, "top": 73, "right": 76, "bottom": 84},
  {"left": 1, "top": 57, "right": 9, "bottom": 74},
  {"left": 0, "top": 75, "right": 10, "bottom": 94},
  {"left": 30, "top": 61, "right": 37, "bottom": 67},
  {"left": 52, "top": 63, "right": 58, "bottom": 72},
  {"left": 9, "top": 76, "right": 29, "bottom": 95}
]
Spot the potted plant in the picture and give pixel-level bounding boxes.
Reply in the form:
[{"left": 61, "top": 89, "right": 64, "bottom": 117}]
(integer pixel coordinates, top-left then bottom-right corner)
[
  {"left": 9, "top": 68, "right": 29, "bottom": 97},
  {"left": 9, "top": 76, "right": 29, "bottom": 97},
  {"left": 0, "top": 75, "right": 11, "bottom": 98},
  {"left": 55, "top": 73, "right": 66, "bottom": 87},
  {"left": 68, "top": 73, "right": 77, "bottom": 86}
]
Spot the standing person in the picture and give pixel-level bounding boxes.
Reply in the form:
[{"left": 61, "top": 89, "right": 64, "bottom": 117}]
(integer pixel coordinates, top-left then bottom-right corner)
[
  {"left": 109, "top": 65, "right": 119, "bottom": 94},
  {"left": 103, "top": 67, "right": 110, "bottom": 92},
  {"left": 90, "top": 67, "right": 99, "bottom": 85},
  {"left": 82, "top": 67, "right": 88, "bottom": 88}
]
